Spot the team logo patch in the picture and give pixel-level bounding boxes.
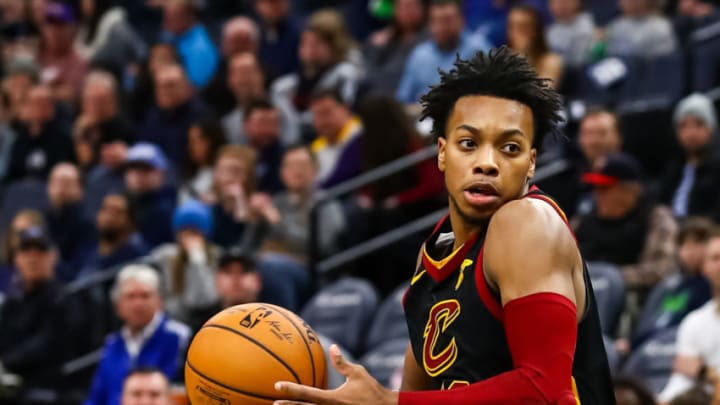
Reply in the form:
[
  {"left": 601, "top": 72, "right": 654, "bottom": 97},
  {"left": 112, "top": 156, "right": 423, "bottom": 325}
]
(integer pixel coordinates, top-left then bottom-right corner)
[{"left": 422, "top": 299, "right": 461, "bottom": 377}]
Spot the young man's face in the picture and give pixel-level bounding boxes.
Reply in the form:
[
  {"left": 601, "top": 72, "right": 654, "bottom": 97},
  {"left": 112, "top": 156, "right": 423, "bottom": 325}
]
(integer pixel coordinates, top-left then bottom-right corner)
[
  {"left": 438, "top": 95, "right": 536, "bottom": 226},
  {"left": 679, "top": 236, "right": 707, "bottom": 274},
  {"left": 121, "top": 372, "right": 170, "bottom": 405},
  {"left": 703, "top": 237, "right": 720, "bottom": 290}
]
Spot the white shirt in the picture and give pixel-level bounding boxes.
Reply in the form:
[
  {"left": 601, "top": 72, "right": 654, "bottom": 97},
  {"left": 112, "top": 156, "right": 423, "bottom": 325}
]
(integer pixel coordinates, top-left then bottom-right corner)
[
  {"left": 121, "top": 311, "right": 163, "bottom": 359},
  {"left": 659, "top": 299, "right": 720, "bottom": 401}
]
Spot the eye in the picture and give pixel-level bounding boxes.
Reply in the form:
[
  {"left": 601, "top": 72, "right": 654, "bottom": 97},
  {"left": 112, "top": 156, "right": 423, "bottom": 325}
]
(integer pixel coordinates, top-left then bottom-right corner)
[
  {"left": 501, "top": 143, "right": 521, "bottom": 153},
  {"left": 458, "top": 138, "right": 476, "bottom": 149}
]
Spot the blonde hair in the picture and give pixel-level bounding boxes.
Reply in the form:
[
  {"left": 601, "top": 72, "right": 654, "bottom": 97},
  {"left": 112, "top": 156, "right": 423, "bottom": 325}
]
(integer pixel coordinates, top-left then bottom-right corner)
[
  {"left": 306, "top": 9, "right": 356, "bottom": 63},
  {"left": 215, "top": 144, "right": 257, "bottom": 194}
]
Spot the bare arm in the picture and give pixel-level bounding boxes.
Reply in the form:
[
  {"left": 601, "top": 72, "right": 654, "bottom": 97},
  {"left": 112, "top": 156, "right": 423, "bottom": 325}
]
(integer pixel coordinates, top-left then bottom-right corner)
[{"left": 400, "top": 344, "right": 433, "bottom": 392}]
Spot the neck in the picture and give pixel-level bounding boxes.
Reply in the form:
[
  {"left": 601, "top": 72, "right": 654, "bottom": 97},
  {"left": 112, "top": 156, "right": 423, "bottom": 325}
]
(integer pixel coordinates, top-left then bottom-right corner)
[
  {"left": 98, "top": 233, "right": 129, "bottom": 254},
  {"left": 289, "top": 187, "right": 311, "bottom": 200},
  {"left": 448, "top": 205, "right": 484, "bottom": 250}
]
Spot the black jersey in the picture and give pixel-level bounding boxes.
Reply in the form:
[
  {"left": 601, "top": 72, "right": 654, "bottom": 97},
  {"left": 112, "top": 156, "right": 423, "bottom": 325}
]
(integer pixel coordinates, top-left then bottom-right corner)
[{"left": 403, "top": 187, "right": 615, "bottom": 404}]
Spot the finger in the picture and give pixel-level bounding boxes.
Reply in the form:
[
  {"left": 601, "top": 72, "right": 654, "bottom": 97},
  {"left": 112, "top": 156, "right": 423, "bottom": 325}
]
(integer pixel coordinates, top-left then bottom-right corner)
[
  {"left": 328, "top": 344, "right": 359, "bottom": 377},
  {"left": 275, "top": 381, "right": 330, "bottom": 402}
]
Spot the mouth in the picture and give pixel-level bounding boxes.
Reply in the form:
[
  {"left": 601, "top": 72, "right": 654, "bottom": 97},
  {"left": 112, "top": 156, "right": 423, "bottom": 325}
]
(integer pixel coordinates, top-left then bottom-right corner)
[{"left": 463, "top": 183, "right": 500, "bottom": 208}]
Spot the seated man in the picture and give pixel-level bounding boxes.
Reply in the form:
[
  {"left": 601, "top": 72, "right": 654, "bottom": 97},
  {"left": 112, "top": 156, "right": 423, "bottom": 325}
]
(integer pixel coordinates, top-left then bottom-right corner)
[
  {"left": 84, "top": 264, "right": 190, "bottom": 405},
  {"left": 121, "top": 367, "right": 171, "bottom": 405},
  {"left": 0, "top": 226, "right": 66, "bottom": 398},
  {"left": 573, "top": 153, "right": 678, "bottom": 289},
  {"left": 77, "top": 193, "right": 148, "bottom": 279},
  {"left": 658, "top": 227, "right": 720, "bottom": 403},
  {"left": 124, "top": 143, "right": 177, "bottom": 248}
]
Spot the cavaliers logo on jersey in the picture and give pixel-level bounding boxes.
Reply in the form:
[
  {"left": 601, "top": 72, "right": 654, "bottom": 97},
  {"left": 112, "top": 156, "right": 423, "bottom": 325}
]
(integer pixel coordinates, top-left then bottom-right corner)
[{"left": 422, "top": 299, "right": 461, "bottom": 376}]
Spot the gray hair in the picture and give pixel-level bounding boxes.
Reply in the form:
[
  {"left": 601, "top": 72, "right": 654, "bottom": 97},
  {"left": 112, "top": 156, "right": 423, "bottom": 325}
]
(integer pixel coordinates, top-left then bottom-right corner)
[
  {"left": 83, "top": 70, "right": 118, "bottom": 95},
  {"left": 673, "top": 93, "right": 717, "bottom": 132},
  {"left": 223, "top": 16, "right": 259, "bottom": 44},
  {"left": 111, "top": 264, "right": 161, "bottom": 302}
]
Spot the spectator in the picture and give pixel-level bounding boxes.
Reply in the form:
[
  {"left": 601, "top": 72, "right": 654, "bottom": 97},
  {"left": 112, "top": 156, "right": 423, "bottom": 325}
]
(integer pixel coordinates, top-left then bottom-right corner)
[
  {"left": 310, "top": 89, "right": 362, "bottom": 189},
  {"left": 573, "top": 153, "right": 678, "bottom": 288},
  {"left": 78, "top": 193, "right": 148, "bottom": 279},
  {"left": 84, "top": 124, "right": 136, "bottom": 218},
  {"left": 251, "top": 146, "right": 345, "bottom": 258},
  {"left": 661, "top": 93, "right": 720, "bottom": 221},
  {"left": 630, "top": 217, "right": 713, "bottom": 348},
  {"left": 210, "top": 145, "right": 256, "bottom": 248},
  {"left": 395, "top": 0, "right": 491, "bottom": 105},
  {"left": 45, "top": 163, "right": 95, "bottom": 281},
  {"left": 73, "top": 71, "right": 135, "bottom": 171},
  {"left": 129, "top": 43, "right": 181, "bottom": 124},
  {"left": 161, "top": 0, "right": 219, "bottom": 89},
  {"left": 254, "top": 0, "right": 302, "bottom": 78},
  {"left": 6, "top": 84, "right": 75, "bottom": 183},
  {"left": 0, "top": 226, "right": 66, "bottom": 398},
  {"left": 674, "top": 0, "right": 720, "bottom": 46},
  {"left": 271, "top": 9, "right": 363, "bottom": 140},
  {"left": 221, "top": 52, "right": 268, "bottom": 145},
  {"left": 179, "top": 119, "right": 226, "bottom": 204},
  {"left": 539, "top": 108, "right": 624, "bottom": 218},
  {"left": 0, "top": 210, "right": 47, "bottom": 295},
  {"left": 84, "top": 264, "right": 190, "bottom": 405},
  {"left": 507, "top": 5, "right": 563, "bottom": 87},
  {"left": 38, "top": 1, "right": 89, "bottom": 103},
  {"left": 357, "top": 95, "right": 444, "bottom": 211},
  {"left": 76, "top": 0, "right": 147, "bottom": 79},
  {"left": 124, "top": 143, "right": 176, "bottom": 248},
  {"left": 190, "top": 245, "right": 298, "bottom": 331},
  {"left": 149, "top": 200, "right": 220, "bottom": 326},
  {"left": 547, "top": 0, "right": 595, "bottom": 67},
  {"left": 363, "top": 0, "right": 428, "bottom": 95},
  {"left": 120, "top": 367, "right": 171, "bottom": 405},
  {"left": 0, "top": 67, "right": 21, "bottom": 182},
  {"left": 603, "top": 0, "right": 678, "bottom": 58},
  {"left": 203, "top": 17, "right": 261, "bottom": 117},
  {"left": 243, "top": 99, "right": 285, "bottom": 194},
  {"left": 139, "top": 64, "right": 212, "bottom": 166},
  {"left": 1, "top": 55, "right": 39, "bottom": 126},
  {"left": 658, "top": 228, "right": 720, "bottom": 403}
]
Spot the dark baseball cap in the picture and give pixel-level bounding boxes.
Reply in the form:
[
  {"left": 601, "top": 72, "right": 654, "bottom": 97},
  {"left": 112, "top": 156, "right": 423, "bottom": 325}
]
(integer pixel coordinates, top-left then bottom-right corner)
[
  {"left": 582, "top": 153, "right": 643, "bottom": 187},
  {"left": 18, "top": 226, "right": 53, "bottom": 251},
  {"left": 218, "top": 246, "right": 257, "bottom": 270}
]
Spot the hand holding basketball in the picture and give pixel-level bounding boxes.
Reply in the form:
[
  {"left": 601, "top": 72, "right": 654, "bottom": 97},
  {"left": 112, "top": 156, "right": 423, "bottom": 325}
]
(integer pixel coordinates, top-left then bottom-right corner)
[{"left": 274, "top": 344, "right": 398, "bottom": 405}]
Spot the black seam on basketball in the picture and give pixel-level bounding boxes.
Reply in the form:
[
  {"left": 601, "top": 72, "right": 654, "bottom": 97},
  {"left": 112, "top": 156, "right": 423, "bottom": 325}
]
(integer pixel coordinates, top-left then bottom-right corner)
[
  {"left": 263, "top": 303, "right": 317, "bottom": 387},
  {"left": 203, "top": 323, "right": 302, "bottom": 384},
  {"left": 186, "top": 359, "right": 277, "bottom": 401}
]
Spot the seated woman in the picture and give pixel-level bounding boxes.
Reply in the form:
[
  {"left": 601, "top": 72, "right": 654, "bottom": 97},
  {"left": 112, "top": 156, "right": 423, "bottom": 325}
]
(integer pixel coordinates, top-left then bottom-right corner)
[{"left": 507, "top": 4, "right": 563, "bottom": 88}]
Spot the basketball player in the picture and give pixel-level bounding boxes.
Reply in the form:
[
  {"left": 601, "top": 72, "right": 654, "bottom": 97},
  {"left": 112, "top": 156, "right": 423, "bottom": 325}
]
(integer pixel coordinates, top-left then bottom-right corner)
[{"left": 275, "top": 47, "right": 615, "bottom": 404}]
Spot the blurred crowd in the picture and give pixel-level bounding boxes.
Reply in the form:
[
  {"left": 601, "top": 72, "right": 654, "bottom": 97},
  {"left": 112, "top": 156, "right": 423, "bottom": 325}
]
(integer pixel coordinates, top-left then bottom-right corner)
[{"left": 0, "top": 0, "right": 719, "bottom": 404}]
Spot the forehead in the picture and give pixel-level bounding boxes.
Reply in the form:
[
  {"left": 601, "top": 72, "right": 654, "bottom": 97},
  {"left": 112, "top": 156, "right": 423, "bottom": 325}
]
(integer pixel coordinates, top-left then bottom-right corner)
[
  {"left": 707, "top": 237, "right": 720, "bottom": 253},
  {"left": 446, "top": 95, "right": 534, "bottom": 139}
]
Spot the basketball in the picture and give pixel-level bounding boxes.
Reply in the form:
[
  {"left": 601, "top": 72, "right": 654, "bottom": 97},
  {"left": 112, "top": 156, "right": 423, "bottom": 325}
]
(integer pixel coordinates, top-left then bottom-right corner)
[{"left": 185, "top": 303, "right": 328, "bottom": 405}]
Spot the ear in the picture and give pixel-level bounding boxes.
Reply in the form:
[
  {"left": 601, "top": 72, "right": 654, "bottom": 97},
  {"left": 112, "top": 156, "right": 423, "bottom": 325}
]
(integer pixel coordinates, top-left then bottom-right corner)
[
  {"left": 437, "top": 137, "right": 447, "bottom": 173},
  {"left": 527, "top": 148, "right": 537, "bottom": 180}
]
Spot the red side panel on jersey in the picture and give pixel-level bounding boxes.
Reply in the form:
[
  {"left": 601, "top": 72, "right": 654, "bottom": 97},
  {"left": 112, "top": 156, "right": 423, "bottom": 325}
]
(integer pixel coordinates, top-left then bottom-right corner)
[{"left": 474, "top": 245, "right": 503, "bottom": 321}]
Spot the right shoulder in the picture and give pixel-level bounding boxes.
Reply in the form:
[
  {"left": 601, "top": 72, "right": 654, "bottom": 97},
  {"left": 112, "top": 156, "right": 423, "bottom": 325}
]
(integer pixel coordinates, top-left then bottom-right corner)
[{"left": 679, "top": 300, "right": 715, "bottom": 332}]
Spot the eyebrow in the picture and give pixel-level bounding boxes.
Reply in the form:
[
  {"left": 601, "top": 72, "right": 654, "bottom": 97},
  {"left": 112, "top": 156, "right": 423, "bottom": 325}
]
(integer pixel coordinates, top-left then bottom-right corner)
[{"left": 455, "top": 125, "right": 526, "bottom": 138}]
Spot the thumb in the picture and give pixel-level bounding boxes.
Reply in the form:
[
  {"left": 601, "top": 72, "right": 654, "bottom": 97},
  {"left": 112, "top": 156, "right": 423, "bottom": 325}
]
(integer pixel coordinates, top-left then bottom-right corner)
[{"left": 329, "top": 344, "right": 356, "bottom": 377}]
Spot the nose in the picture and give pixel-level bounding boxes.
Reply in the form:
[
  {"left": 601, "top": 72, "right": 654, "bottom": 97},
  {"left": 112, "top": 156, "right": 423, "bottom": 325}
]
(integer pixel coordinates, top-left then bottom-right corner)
[{"left": 472, "top": 145, "right": 499, "bottom": 176}]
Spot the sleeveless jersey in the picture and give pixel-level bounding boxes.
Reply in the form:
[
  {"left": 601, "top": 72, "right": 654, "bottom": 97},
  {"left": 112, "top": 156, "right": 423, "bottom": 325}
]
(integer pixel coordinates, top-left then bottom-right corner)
[{"left": 403, "top": 187, "right": 615, "bottom": 404}]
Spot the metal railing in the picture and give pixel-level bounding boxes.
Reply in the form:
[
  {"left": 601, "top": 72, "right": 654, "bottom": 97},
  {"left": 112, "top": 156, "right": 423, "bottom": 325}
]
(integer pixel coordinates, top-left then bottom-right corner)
[{"left": 307, "top": 146, "right": 571, "bottom": 286}]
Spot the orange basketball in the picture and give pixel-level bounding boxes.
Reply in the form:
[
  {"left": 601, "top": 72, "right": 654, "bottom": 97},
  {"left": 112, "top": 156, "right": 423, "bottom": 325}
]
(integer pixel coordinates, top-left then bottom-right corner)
[{"left": 185, "top": 303, "right": 327, "bottom": 405}]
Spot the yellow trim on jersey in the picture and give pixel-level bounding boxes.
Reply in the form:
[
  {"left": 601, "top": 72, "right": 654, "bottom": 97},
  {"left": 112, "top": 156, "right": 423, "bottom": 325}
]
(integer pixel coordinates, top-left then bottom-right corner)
[
  {"left": 411, "top": 269, "right": 427, "bottom": 285},
  {"left": 572, "top": 376, "right": 581, "bottom": 404},
  {"left": 423, "top": 241, "right": 466, "bottom": 271},
  {"left": 454, "top": 259, "right": 474, "bottom": 290}
]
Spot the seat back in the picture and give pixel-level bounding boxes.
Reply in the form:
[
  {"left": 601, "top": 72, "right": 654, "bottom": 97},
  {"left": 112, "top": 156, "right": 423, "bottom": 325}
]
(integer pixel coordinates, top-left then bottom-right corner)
[
  {"left": 301, "top": 277, "right": 380, "bottom": 356},
  {"left": 360, "top": 338, "right": 409, "bottom": 389},
  {"left": 587, "top": 262, "right": 625, "bottom": 335},
  {"left": 622, "top": 327, "right": 678, "bottom": 395},
  {"left": 364, "top": 283, "right": 409, "bottom": 350},
  {"left": 0, "top": 178, "right": 48, "bottom": 230}
]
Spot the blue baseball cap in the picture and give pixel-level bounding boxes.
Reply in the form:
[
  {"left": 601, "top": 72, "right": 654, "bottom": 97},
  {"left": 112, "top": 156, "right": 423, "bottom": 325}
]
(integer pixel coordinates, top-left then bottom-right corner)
[
  {"left": 172, "top": 200, "right": 213, "bottom": 238},
  {"left": 45, "top": 2, "right": 77, "bottom": 24},
  {"left": 18, "top": 226, "right": 53, "bottom": 251},
  {"left": 125, "top": 142, "right": 168, "bottom": 171}
]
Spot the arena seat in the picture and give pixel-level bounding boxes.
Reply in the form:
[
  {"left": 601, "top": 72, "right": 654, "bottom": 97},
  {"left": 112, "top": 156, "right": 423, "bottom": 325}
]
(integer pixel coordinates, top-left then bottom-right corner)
[
  {"left": 360, "top": 338, "right": 409, "bottom": 389},
  {"left": 364, "top": 282, "right": 409, "bottom": 351},
  {"left": 587, "top": 262, "right": 625, "bottom": 336},
  {"left": 317, "top": 333, "right": 356, "bottom": 389},
  {"left": 622, "top": 327, "right": 678, "bottom": 395},
  {"left": 301, "top": 277, "right": 380, "bottom": 356}
]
